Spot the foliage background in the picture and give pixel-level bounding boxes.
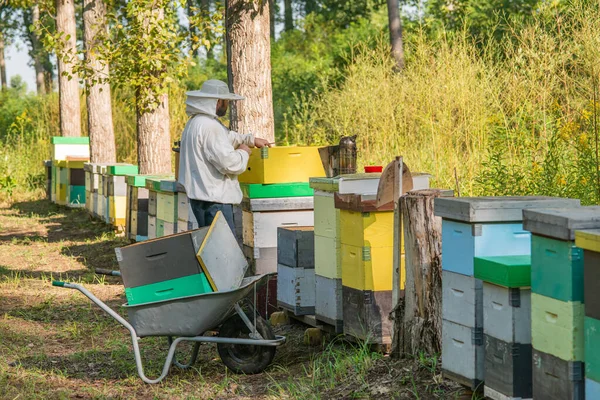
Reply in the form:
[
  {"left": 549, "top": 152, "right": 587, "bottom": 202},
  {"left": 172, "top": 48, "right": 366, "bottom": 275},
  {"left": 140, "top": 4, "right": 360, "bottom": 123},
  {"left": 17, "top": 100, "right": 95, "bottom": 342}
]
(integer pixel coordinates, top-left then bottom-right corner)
[{"left": 1, "top": 0, "right": 600, "bottom": 205}]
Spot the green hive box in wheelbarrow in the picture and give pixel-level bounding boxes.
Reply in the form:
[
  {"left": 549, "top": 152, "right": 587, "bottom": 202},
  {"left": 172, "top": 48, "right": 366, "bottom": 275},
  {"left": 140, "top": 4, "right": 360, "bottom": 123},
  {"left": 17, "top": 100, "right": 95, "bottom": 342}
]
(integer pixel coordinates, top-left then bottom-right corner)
[{"left": 115, "top": 211, "right": 248, "bottom": 305}]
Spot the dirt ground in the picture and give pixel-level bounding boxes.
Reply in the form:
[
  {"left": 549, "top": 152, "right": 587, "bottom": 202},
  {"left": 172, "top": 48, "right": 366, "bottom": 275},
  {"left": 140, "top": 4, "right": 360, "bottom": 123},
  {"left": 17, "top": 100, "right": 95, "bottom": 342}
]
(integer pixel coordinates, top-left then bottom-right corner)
[{"left": 0, "top": 195, "right": 479, "bottom": 399}]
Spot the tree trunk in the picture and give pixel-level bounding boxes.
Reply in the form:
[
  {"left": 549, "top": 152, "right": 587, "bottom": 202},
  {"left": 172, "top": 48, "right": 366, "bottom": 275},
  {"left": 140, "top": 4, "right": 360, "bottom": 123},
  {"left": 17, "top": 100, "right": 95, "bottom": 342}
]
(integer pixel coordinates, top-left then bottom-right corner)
[
  {"left": 56, "top": 0, "right": 82, "bottom": 136},
  {"left": 43, "top": 52, "right": 54, "bottom": 94},
  {"left": 391, "top": 189, "right": 445, "bottom": 357},
  {"left": 304, "top": 0, "right": 317, "bottom": 16},
  {"left": 269, "top": 0, "right": 275, "bottom": 39},
  {"left": 226, "top": 0, "right": 275, "bottom": 141},
  {"left": 31, "top": 5, "right": 46, "bottom": 94},
  {"left": 387, "top": 0, "right": 404, "bottom": 71},
  {"left": 0, "top": 34, "right": 6, "bottom": 89},
  {"left": 137, "top": 93, "right": 171, "bottom": 175},
  {"left": 284, "top": 0, "right": 293, "bottom": 31},
  {"left": 83, "top": 0, "right": 116, "bottom": 163}
]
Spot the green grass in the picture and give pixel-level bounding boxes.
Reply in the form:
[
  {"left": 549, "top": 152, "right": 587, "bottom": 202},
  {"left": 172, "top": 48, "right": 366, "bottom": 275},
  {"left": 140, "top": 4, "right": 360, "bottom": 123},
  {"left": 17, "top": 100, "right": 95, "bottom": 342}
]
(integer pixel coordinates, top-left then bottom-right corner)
[{"left": 0, "top": 195, "right": 472, "bottom": 399}]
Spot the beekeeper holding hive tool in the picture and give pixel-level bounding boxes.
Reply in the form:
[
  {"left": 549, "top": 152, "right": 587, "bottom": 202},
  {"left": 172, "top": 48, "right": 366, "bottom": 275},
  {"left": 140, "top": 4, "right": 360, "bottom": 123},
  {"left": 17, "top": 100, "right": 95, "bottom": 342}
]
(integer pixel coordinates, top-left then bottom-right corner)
[{"left": 178, "top": 79, "right": 270, "bottom": 230}]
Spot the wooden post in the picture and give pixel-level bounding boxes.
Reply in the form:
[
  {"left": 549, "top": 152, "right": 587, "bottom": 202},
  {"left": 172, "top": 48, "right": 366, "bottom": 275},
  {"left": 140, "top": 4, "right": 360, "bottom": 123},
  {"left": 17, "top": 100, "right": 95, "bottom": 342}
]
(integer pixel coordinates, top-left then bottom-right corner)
[{"left": 391, "top": 189, "right": 448, "bottom": 357}]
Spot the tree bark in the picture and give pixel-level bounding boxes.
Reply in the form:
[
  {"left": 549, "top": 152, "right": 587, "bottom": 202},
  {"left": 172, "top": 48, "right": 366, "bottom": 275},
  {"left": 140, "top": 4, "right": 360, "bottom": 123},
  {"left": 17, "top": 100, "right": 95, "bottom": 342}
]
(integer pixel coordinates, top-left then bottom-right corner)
[
  {"left": 0, "top": 34, "right": 6, "bottom": 89},
  {"left": 43, "top": 52, "right": 54, "bottom": 94},
  {"left": 83, "top": 0, "right": 116, "bottom": 163},
  {"left": 226, "top": 0, "right": 275, "bottom": 141},
  {"left": 56, "top": 0, "right": 82, "bottom": 136},
  {"left": 31, "top": 5, "right": 46, "bottom": 94},
  {"left": 387, "top": 0, "right": 404, "bottom": 71},
  {"left": 391, "top": 189, "right": 445, "bottom": 357},
  {"left": 137, "top": 92, "right": 171, "bottom": 175},
  {"left": 284, "top": 0, "right": 293, "bottom": 31},
  {"left": 268, "top": 0, "right": 275, "bottom": 39}
]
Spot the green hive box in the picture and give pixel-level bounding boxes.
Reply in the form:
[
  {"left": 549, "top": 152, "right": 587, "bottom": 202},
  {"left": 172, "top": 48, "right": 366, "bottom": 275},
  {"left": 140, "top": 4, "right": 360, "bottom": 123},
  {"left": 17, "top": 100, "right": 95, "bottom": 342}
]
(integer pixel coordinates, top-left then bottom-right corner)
[
  {"left": 124, "top": 274, "right": 213, "bottom": 305},
  {"left": 107, "top": 164, "right": 139, "bottom": 176},
  {"left": 51, "top": 137, "right": 90, "bottom": 145},
  {"left": 474, "top": 255, "right": 531, "bottom": 287},
  {"left": 585, "top": 316, "right": 600, "bottom": 382},
  {"left": 531, "top": 235, "right": 584, "bottom": 302},
  {"left": 240, "top": 182, "right": 314, "bottom": 199},
  {"left": 126, "top": 175, "right": 149, "bottom": 187},
  {"left": 68, "top": 186, "right": 86, "bottom": 205}
]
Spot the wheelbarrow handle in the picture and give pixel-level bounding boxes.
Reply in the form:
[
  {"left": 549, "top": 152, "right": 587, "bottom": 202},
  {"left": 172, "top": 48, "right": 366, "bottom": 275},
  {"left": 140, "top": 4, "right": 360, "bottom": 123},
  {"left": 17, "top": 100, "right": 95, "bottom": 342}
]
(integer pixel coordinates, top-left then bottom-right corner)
[{"left": 95, "top": 268, "right": 122, "bottom": 277}]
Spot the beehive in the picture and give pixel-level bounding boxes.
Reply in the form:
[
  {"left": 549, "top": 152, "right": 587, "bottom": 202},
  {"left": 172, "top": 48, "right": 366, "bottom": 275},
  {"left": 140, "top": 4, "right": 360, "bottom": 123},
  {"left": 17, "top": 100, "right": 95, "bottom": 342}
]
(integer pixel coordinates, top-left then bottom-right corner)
[
  {"left": 51, "top": 136, "right": 89, "bottom": 161},
  {"left": 483, "top": 335, "right": 533, "bottom": 400},
  {"left": 575, "top": 229, "right": 600, "bottom": 319},
  {"left": 532, "top": 350, "right": 584, "bottom": 400},
  {"left": 531, "top": 293, "right": 584, "bottom": 362},
  {"left": 276, "top": 227, "right": 315, "bottom": 316},
  {"left": 238, "top": 146, "right": 326, "bottom": 184},
  {"left": 126, "top": 175, "right": 151, "bottom": 241},
  {"left": 240, "top": 182, "right": 314, "bottom": 199},
  {"left": 436, "top": 197, "right": 581, "bottom": 390}
]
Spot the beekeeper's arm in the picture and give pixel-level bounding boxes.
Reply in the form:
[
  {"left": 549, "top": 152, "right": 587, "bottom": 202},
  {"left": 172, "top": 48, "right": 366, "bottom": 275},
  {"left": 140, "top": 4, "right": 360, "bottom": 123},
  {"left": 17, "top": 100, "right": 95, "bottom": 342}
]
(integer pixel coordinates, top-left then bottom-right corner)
[
  {"left": 228, "top": 129, "right": 255, "bottom": 148},
  {"left": 205, "top": 128, "right": 249, "bottom": 176}
]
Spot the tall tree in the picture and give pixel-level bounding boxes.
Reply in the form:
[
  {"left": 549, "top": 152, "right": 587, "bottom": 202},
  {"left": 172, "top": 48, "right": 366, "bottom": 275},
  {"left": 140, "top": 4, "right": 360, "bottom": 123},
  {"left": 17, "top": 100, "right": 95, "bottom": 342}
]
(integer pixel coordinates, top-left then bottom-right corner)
[
  {"left": 387, "top": 0, "right": 404, "bottom": 70},
  {"left": 0, "top": 34, "right": 6, "bottom": 89},
  {"left": 226, "top": 0, "right": 275, "bottom": 142},
  {"left": 23, "top": 5, "right": 47, "bottom": 94},
  {"left": 0, "top": 4, "right": 18, "bottom": 89},
  {"left": 284, "top": 0, "right": 293, "bottom": 31},
  {"left": 56, "top": 0, "right": 82, "bottom": 136},
  {"left": 268, "top": 0, "right": 274, "bottom": 39},
  {"left": 83, "top": 0, "right": 116, "bottom": 163}
]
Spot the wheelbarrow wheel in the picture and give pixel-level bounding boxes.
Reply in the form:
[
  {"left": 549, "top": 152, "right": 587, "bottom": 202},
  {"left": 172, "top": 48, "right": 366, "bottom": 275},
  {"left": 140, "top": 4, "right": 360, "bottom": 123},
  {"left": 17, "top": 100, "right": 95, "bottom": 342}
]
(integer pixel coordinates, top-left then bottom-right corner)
[{"left": 217, "top": 312, "right": 276, "bottom": 374}]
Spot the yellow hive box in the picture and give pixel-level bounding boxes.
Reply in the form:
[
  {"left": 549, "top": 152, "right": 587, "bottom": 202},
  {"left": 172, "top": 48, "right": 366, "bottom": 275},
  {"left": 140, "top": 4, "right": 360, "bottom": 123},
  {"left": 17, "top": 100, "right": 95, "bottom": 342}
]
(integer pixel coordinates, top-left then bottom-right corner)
[
  {"left": 238, "top": 146, "right": 326, "bottom": 184},
  {"left": 575, "top": 229, "right": 600, "bottom": 253},
  {"left": 109, "top": 196, "right": 127, "bottom": 225},
  {"left": 339, "top": 209, "right": 403, "bottom": 251},
  {"left": 341, "top": 244, "right": 405, "bottom": 291}
]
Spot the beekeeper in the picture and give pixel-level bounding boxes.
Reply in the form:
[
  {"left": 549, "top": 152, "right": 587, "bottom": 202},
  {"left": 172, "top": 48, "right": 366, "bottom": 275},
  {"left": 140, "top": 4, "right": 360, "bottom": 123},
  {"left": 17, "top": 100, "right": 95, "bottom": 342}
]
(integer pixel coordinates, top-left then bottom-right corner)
[{"left": 178, "top": 79, "right": 270, "bottom": 230}]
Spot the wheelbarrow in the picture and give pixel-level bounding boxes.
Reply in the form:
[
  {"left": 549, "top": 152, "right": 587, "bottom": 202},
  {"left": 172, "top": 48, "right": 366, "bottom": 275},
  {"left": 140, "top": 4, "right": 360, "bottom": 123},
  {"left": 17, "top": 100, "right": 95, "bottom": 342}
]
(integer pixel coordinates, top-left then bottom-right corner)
[{"left": 52, "top": 273, "right": 285, "bottom": 384}]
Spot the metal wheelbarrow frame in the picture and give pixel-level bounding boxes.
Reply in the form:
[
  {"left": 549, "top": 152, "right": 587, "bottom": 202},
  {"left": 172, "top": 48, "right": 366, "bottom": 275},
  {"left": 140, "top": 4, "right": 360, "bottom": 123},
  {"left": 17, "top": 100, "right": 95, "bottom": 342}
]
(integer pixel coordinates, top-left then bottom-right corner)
[{"left": 52, "top": 274, "right": 285, "bottom": 384}]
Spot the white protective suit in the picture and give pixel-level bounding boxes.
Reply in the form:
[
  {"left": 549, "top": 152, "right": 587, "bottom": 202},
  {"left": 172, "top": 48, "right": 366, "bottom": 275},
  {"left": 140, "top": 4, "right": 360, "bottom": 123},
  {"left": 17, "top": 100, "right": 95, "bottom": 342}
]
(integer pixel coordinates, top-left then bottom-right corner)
[{"left": 178, "top": 96, "right": 255, "bottom": 204}]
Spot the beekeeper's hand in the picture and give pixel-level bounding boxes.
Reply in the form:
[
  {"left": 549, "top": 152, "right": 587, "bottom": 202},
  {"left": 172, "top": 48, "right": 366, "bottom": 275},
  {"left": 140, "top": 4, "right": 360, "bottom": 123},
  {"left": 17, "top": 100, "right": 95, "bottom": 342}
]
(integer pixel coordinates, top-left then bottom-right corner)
[
  {"left": 254, "top": 138, "right": 271, "bottom": 148},
  {"left": 238, "top": 144, "right": 252, "bottom": 155}
]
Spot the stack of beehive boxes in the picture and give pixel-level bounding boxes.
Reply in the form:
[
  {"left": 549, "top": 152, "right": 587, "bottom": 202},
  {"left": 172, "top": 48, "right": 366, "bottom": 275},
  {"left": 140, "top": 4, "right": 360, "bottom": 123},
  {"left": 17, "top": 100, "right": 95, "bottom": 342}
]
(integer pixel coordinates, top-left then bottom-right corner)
[
  {"left": 474, "top": 255, "right": 533, "bottom": 399},
  {"left": 237, "top": 146, "right": 322, "bottom": 318},
  {"left": 104, "top": 164, "right": 138, "bottom": 229},
  {"left": 54, "top": 160, "right": 87, "bottom": 207},
  {"left": 575, "top": 229, "right": 600, "bottom": 398},
  {"left": 84, "top": 163, "right": 108, "bottom": 217},
  {"left": 145, "top": 177, "right": 177, "bottom": 239},
  {"left": 523, "top": 207, "right": 600, "bottom": 400},
  {"left": 239, "top": 147, "right": 321, "bottom": 275},
  {"left": 434, "top": 197, "right": 580, "bottom": 390},
  {"left": 336, "top": 192, "right": 396, "bottom": 345},
  {"left": 309, "top": 174, "right": 380, "bottom": 333},
  {"left": 157, "top": 179, "right": 179, "bottom": 237},
  {"left": 277, "top": 227, "right": 315, "bottom": 316},
  {"left": 125, "top": 175, "right": 151, "bottom": 242},
  {"left": 50, "top": 137, "right": 90, "bottom": 206},
  {"left": 176, "top": 185, "right": 199, "bottom": 233}
]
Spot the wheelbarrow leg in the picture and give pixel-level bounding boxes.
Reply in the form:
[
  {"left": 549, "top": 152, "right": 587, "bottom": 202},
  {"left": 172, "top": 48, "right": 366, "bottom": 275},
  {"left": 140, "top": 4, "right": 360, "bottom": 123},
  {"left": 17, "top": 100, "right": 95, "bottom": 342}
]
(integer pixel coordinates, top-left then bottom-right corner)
[
  {"left": 167, "top": 337, "right": 201, "bottom": 369},
  {"left": 52, "top": 281, "right": 185, "bottom": 384}
]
